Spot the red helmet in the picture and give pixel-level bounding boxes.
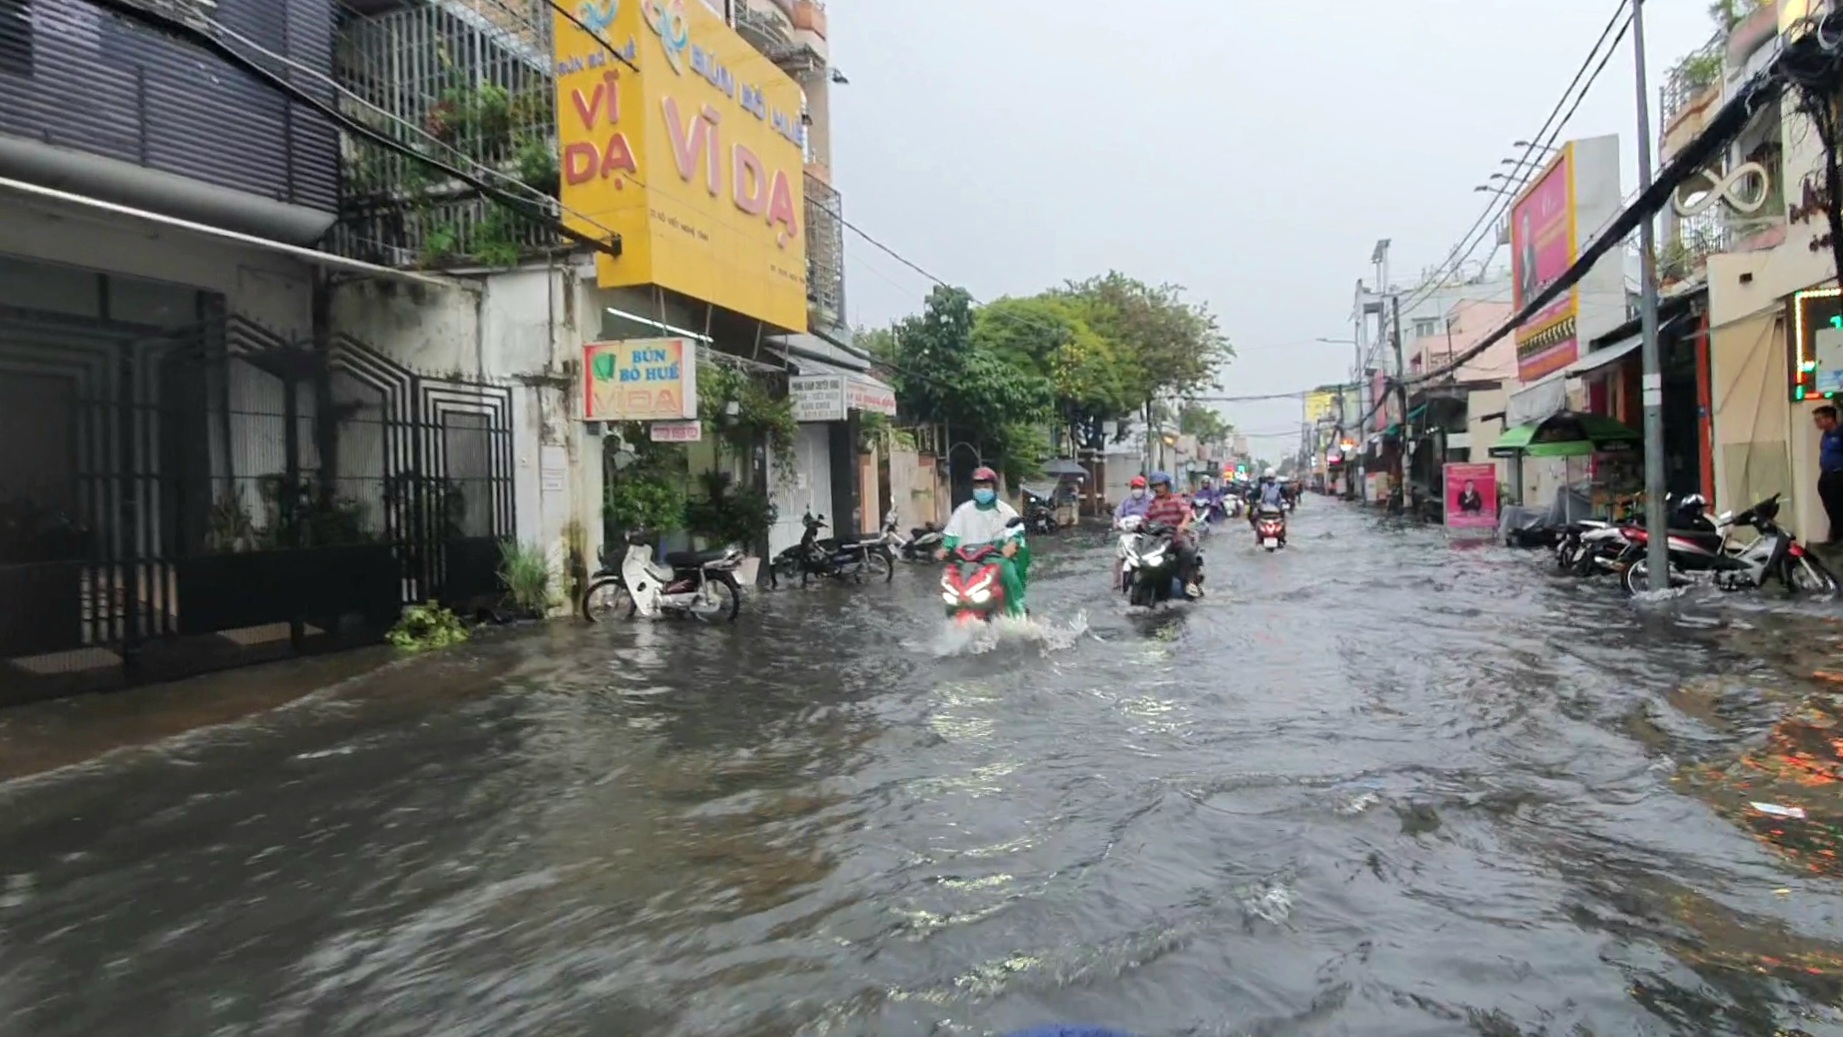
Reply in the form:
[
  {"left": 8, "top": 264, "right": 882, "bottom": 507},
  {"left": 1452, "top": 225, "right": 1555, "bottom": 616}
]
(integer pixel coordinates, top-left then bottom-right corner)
[
  {"left": 1129, "top": 475, "right": 1147, "bottom": 488},
  {"left": 971, "top": 466, "right": 998, "bottom": 484}
]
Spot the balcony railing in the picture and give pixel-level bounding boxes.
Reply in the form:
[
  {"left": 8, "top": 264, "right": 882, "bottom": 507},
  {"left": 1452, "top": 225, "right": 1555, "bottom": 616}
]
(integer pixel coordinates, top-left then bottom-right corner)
[
  {"left": 1662, "top": 34, "right": 1724, "bottom": 127},
  {"left": 734, "top": 3, "right": 793, "bottom": 54},
  {"left": 805, "top": 173, "right": 845, "bottom": 331},
  {"left": 329, "top": 0, "right": 562, "bottom": 268}
]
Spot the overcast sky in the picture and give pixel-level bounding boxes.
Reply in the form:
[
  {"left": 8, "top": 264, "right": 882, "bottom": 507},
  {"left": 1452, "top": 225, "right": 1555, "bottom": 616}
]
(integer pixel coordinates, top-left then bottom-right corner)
[{"left": 829, "top": 0, "right": 1713, "bottom": 458}]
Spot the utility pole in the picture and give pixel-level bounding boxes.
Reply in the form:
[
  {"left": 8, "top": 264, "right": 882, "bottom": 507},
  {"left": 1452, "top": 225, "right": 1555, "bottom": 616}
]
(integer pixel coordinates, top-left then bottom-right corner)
[
  {"left": 1390, "top": 293, "right": 1410, "bottom": 514},
  {"left": 1634, "top": 0, "right": 1669, "bottom": 587}
]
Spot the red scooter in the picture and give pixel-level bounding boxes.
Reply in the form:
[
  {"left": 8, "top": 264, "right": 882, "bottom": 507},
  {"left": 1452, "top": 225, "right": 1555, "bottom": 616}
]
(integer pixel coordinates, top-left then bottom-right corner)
[
  {"left": 1253, "top": 504, "right": 1286, "bottom": 552},
  {"left": 939, "top": 517, "right": 1025, "bottom": 623}
]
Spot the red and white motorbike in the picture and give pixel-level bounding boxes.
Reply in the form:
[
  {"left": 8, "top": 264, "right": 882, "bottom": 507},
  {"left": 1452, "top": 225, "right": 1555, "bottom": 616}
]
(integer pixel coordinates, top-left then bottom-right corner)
[{"left": 1620, "top": 493, "right": 1838, "bottom": 596}]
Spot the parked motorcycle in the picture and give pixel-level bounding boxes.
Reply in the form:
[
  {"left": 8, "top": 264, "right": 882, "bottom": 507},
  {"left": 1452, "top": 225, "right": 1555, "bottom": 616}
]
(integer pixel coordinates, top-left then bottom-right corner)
[
  {"left": 1120, "top": 520, "right": 1202, "bottom": 608},
  {"left": 940, "top": 516, "right": 1026, "bottom": 623},
  {"left": 1555, "top": 499, "right": 1646, "bottom": 576},
  {"left": 1253, "top": 504, "right": 1287, "bottom": 551},
  {"left": 580, "top": 531, "right": 745, "bottom": 621},
  {"left": 1621, "top": 493, "right": 1838, "bottom": 596},
  {"left": 1022, "top": 488, "right": 1059, "bottom": 535},
  {"left": 895, "top": 516, "right": 945, "bottom": 562},
  {"left": 770, "top": 512, "right": 894, "bottom": 587}
]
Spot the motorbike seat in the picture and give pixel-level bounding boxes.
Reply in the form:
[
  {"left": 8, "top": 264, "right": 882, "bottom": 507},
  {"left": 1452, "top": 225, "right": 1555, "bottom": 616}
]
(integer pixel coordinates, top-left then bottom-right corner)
[
  {"left": 665, "top": 547, "right": 732, "bottom": 567},
  {"left": 1667, "top": 528, "right": 1725, "bottom": 551}
]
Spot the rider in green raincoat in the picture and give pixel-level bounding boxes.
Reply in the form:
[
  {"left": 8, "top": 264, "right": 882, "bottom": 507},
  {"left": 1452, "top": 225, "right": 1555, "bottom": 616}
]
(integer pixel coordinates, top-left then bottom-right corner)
[{"left": 938, "top": 466, "right": 1030, "bottom": 616}]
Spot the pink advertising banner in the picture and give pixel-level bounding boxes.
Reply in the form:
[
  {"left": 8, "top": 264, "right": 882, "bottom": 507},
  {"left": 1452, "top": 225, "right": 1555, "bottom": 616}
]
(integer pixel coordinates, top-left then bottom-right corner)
[
  {"left": 1443, "top": 462, "right": 1499, "bottom": 529},
  {"left": 1510, "top": 144, "right": 1579, "bottom": 382}
]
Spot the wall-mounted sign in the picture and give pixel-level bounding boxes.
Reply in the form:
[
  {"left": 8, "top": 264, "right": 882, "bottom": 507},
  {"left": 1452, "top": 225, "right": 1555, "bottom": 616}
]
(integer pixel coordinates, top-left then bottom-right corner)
[
  {"left": 649, "top": 420, "right": 703, "bottom": 442},
  {"left": 789, "top": 374, "right": 846, "bottom": 422},
  {"left": 1670, "top": 161, "right": 1769, "bottom": 217},
  {"left": 1792, "top": 288, "right": 1843, "bottom": 401},
  {"left": 846, "top": 379, "right": 897, "bottom": 416},
  {"left": 583, "top": 337, "right": 697, "bottom": 422}
]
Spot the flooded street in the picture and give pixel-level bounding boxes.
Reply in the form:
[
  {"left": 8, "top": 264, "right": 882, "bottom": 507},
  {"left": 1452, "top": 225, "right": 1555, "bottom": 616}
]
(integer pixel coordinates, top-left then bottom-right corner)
[{"left": 10, "top": 500, "right": 1843, "bottom": 1035}]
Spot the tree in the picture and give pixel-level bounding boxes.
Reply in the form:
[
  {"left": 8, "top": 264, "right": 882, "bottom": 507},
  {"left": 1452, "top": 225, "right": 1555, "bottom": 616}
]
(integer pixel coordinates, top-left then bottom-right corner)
[
  {"left": 882, "top": 286, "right": 1053, "bottom": 480},
  {"left": 1059, "top": 272, "right": 1234, "bottom": 403},
  {"left": 1178, "top": 401, "right": 1232, "bottom": 446},
  {"left": 972, "top": 295, "right": 1133, "bottom": 453}
]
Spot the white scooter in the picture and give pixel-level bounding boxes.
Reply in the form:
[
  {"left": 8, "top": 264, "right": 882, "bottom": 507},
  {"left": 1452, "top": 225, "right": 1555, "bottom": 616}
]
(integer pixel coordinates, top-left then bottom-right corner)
[
  {"left": 1113, "top": 514, "right": 1144, "bottom": 593},
  {"left": 619, "top": 531, "right": 747, "bottom": 620}
]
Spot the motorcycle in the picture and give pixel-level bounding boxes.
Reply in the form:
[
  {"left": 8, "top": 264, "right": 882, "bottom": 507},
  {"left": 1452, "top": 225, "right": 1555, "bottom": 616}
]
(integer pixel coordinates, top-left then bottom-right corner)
[
  {"left": 770, "top": 512, "right": 895, "bottom": 587},
  {"left": 1555, "top": 499, "right": 1646, "bottom": 576},
  {"left": 1253, "top": 504, "right": 1287, "bottom": 551},
  {"left": 940, "top": 516, "right": 1026, "bottom": 623},
  {"left": 580, "top": 531, "right": 745, "bottom": 621},
  {"left": 1621, "top": 493, "right": 1839, "bottom": 596},
  {"left": 1120, "top": 520, "right": 1202, "bottom": 607},
  {"left": 1190, "top": 496, "right": 1216, "bottom": 536},
  {"left": 1022, "top": 488, "right": 1059, "bottom": 535},
  {"left": 891, "top": 514, "right": 945, "bottom": 562}
]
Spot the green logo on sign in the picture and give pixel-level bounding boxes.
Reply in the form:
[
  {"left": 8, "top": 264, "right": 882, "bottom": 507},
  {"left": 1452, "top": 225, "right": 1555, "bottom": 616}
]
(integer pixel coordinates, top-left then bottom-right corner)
[{"left": 592, "top": 351, "right": 617, "bottom": 381}]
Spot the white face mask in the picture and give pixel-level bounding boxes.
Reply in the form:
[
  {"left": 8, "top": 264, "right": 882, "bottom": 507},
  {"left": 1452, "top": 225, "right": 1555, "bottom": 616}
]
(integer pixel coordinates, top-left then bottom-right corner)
[{"left": 1130, "top": 488, "right": 1145, "bottom": 500}]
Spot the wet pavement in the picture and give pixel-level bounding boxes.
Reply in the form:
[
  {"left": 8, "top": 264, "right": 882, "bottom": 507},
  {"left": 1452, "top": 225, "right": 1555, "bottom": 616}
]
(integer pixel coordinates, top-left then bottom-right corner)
[{"left": 10, "top": 500, "right": 1843, "bottom": 1035}]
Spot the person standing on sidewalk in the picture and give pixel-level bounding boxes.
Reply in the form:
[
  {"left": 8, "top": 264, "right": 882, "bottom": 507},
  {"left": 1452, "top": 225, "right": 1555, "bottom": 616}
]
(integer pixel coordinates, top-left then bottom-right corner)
[{"left": 1817, "top": 405, "right": 1843, "bottom": 543}]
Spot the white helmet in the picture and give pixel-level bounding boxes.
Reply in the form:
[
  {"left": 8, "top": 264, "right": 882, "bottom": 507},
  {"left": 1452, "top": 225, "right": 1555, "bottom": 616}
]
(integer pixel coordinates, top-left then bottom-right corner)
[{"left": 1263, "top": 466, "right": 1276, "bottom": 478}]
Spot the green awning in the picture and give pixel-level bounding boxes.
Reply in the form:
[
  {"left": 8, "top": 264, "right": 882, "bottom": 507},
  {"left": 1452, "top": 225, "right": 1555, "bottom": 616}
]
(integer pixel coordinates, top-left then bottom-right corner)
[
  {"left": 1489, "top": 411, "right": 1642, "bottom": 458},
  {"left": 1489, "top": 423, "right": 1537, "bottom": 456},
  {"left": 1406, "top": 404, "right": 1427, "bottom": 422}
]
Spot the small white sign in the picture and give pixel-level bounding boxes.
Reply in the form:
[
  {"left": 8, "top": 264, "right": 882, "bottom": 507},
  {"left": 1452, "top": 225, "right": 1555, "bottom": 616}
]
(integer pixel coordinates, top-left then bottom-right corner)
[
  {"left": 540, "top": 445, "right": 568, "bottom": 494},
  {"left": 847, "top": 378, "right": 898, "bottom": 416},
  {"left": 1817, "top": 327, "right": 1843, "bottom": 394},
  {"left": 649, "top": 420, "right": 703, "bottom": 442},
  {"left": 790, "top": 375, "right": 846, "bottom": 422}
]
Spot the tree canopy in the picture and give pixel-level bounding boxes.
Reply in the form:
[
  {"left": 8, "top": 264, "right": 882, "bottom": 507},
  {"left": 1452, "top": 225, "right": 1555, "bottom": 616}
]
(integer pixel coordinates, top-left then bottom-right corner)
[{"left": 863, "top": 272, "right": 1233, "bottom": 479}]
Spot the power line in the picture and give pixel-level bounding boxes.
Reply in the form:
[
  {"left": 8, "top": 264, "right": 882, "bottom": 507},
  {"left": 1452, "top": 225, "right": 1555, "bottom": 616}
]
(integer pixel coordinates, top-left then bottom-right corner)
[{"left": 1390, "top": 1, "right": 1632, "bottom": 315}]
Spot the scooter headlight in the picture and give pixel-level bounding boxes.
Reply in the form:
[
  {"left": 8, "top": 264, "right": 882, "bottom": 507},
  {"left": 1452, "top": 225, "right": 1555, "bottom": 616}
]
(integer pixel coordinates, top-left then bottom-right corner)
[
  {"left": 1142, "top": 547, "right": 1167, "bottom": 565},
  {"left": 968, "top": 587, "right": 992, "bottom": 603},
  {"left": 941, "top": 590, "right": 958, "bottom": 604}
]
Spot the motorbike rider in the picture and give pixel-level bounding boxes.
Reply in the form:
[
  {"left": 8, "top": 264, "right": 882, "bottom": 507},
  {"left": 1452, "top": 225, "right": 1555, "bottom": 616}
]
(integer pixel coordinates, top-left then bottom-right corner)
[
  {"left": 937, "top": 466, "right": 1029, "bottom": 616},
  {"left": 1114, "top": 474, "right": 1152, "bottom": 525},
  {"left": 1247, "top": 467, "right": 1285, "bottom": 521},
  {"left": 1141, "top": 470, "right": 1202, "bottom": 598}
]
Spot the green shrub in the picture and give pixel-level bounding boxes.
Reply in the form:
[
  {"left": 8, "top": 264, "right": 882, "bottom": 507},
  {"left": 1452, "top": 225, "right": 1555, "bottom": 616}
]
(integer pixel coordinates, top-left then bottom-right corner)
[
  {"left": 387, "top": 603, "right": 469, "bottom": 650},
  {"left": 497, "top": 539, "right": 555, "bottom": 614}
]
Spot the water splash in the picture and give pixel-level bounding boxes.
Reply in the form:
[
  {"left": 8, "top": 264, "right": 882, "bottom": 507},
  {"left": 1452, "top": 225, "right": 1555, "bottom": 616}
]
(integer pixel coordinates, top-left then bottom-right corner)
[{"left": 920, "top": 611, "right": 1089, "bottom": 657}]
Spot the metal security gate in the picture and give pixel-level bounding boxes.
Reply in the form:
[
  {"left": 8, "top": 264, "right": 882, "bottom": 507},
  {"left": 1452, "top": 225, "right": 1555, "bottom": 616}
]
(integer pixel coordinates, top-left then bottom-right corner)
[{"left": 0, "top": 299, "right": 512, "bottom": 705}]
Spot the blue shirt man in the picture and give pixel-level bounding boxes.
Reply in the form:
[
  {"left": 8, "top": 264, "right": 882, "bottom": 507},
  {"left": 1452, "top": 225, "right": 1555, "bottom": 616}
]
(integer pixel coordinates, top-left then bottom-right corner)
[{"left": 1817, "top": 405, "right": 1843, "bottom": 542}]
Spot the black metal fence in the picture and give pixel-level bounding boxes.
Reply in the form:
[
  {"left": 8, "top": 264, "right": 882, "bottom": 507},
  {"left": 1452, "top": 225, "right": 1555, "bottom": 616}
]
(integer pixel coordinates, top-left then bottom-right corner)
[{"left": 0, "top": 305, "right": 512, "bottom": 704}]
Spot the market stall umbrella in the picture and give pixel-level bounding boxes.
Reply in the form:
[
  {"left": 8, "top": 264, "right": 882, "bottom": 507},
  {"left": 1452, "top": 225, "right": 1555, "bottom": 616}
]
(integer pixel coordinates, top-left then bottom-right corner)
[
  {"left": 1041, "top": 458, "right": 1088, "bottom": 477},
  {"left": 1489, "top": 410, "right": 1642, "bottom": 459}
]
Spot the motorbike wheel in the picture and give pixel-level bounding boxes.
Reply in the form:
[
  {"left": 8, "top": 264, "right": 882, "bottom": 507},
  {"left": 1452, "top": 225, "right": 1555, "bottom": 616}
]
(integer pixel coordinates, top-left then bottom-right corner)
[
  {"left": 1623, "top": 559, "right": 1688, "bottom": 596},
  {"left": 581, "top": 576, "right": 635, "bottom": 622},
  {"left": 1128, "top": 581, "right": 1151, "bottom": 608},
  {"left": 691, "top": 571, "right": 743, "bottom": 622},
  {"left": 1570, "top": 548, "right": 1600, "bottom": 578},
  {"left": 1786, "top": 554, "right": 1841, "bottom": 595},
  {"left": 866, "top": 549, "right": 894, "bottom": 583}
]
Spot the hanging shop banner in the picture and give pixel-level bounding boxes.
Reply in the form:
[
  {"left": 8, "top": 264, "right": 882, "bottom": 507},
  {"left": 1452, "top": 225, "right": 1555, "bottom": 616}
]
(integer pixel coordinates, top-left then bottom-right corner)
[
  {"left": 552, "top": 0, "right": 809, "bottom": 331},
  {"left": 789, "top": 374, "right": 846, "bottom": 422},
  {"left": 583, "top": 337, "right": 696, "bottom": 422},
  {"left": 649, "top": 420, "right": 703, "bottom": 443},
  {"left": 846, "top": 378, "right": 898, "bottom": 416},
  {"left": 1511, "top": 144, "right": 1580, "bottom": 381},
  {"left": 1443, "top": 462, "right": 1500, "bottom": 530}
]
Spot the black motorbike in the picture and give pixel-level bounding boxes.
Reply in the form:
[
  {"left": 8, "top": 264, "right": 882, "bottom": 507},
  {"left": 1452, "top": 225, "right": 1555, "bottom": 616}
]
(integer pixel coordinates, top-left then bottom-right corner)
[
  {"left": 1120, "top": 521, "right": 1202, "bottom": 607},
  {"left": 1022, "top": 488, "right": 1058, "bottom": 534},
  {"left": 770, "top": 512, "right": 895, "bottom": 587}
]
